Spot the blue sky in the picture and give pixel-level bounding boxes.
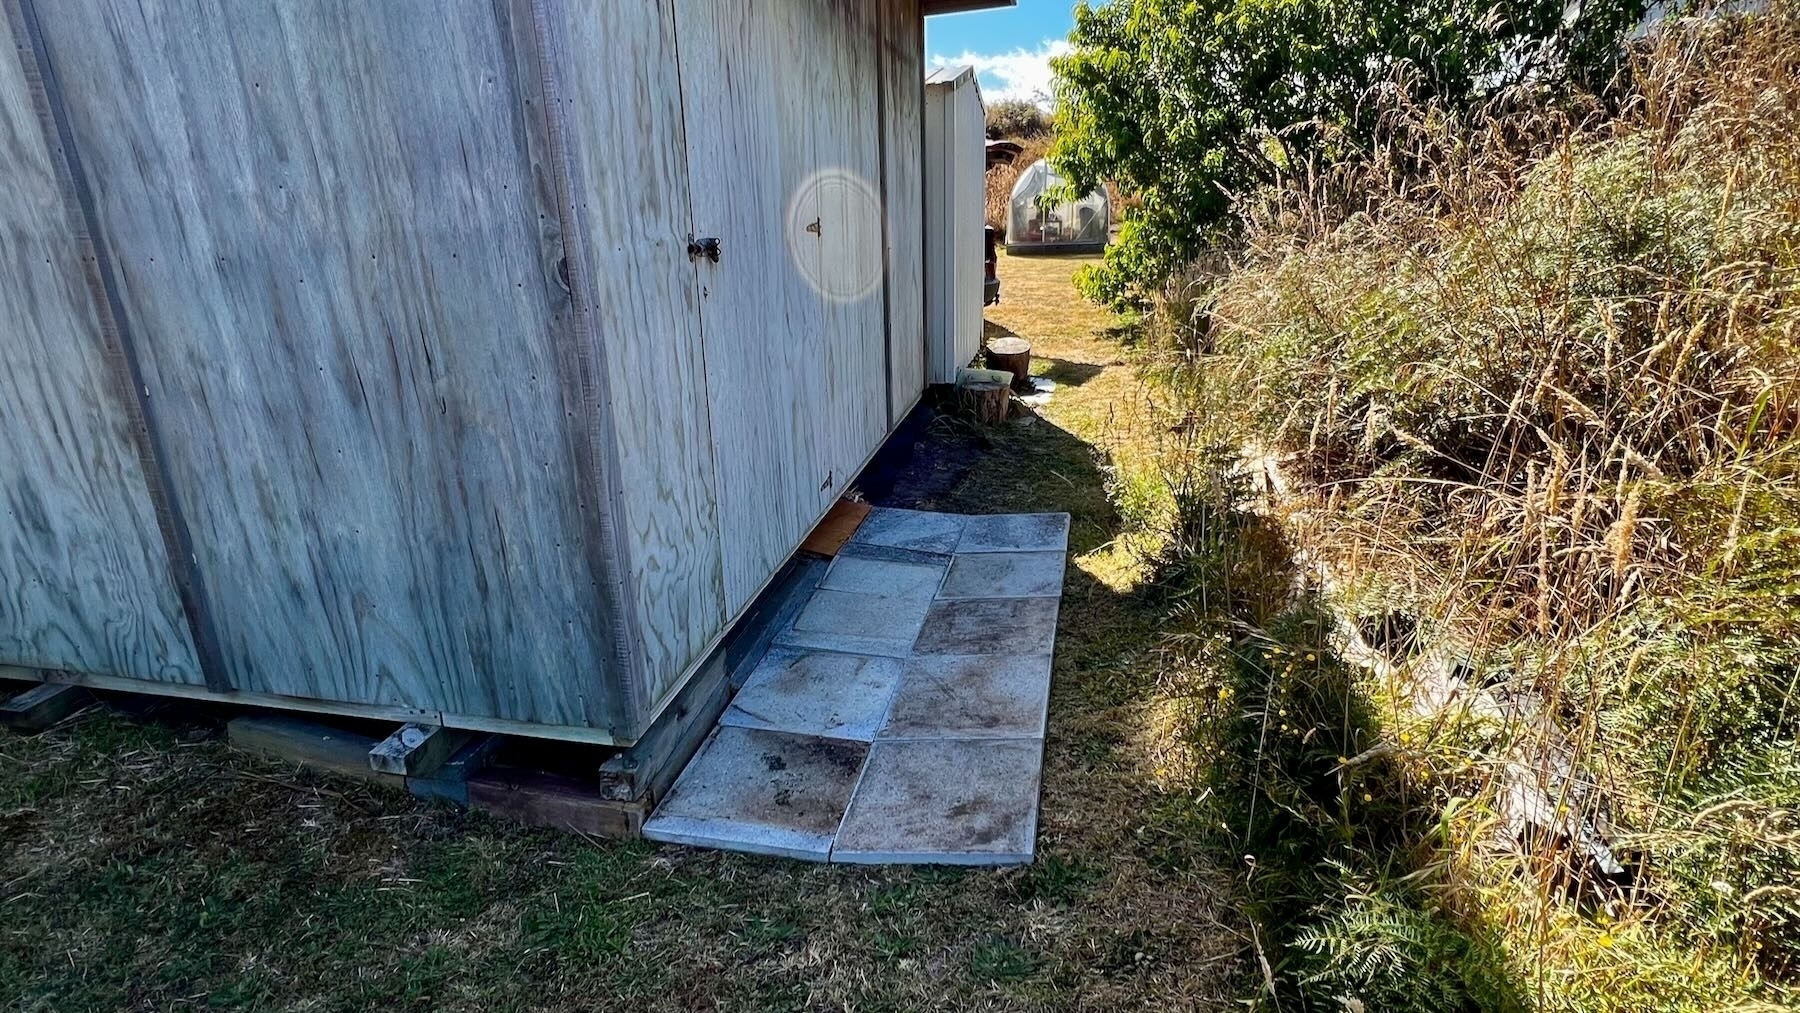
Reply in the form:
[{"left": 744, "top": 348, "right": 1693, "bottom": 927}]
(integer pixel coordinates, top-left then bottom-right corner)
[{"left": 925, "top": 3, "right": 1079, "bottom": 106}]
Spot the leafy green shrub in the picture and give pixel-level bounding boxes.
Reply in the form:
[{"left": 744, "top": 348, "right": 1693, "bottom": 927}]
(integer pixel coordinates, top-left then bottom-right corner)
[
  {"left": 985, "top": 98, "right": 1051, "bottom": 140},
  {"left": 1050, "top": 0, "right": 1649, "bottom": 306}
]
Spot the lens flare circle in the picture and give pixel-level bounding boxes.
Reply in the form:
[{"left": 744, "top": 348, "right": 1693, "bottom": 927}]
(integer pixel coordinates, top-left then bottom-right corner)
[{"left": 786, "top": 168, "right": 884, "bottom": 303}]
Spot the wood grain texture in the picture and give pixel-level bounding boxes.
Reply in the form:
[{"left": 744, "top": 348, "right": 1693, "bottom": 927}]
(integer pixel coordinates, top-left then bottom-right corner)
[
  {"left": 673, "top": 0, "right": 830, "bottom": 613},
  {"left": 546, "top": 1, "right": 725, "bottom": 716},
  {"left": 675, "top": 0, "right": 897, "bottom": 614},
  {"left": 469, "top": 768, "right": 649, "bottom": 838},
  {"left": 815, "top": 1, "right": 892, "bottom": 495},
  {"left": 28, "top": 1, "right": 621, "bottom": 728},
  {"left": 881, "top": 0, "right": 928, "bottom": 410},
  {"left": 0, "top": 7, "right": 202, "bottom": 685}
]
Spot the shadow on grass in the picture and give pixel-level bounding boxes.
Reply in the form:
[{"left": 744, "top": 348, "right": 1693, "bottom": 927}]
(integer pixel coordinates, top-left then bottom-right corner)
[
  {"left": 1130, "top": 449, "right": 1530, "bottom": 1012},
  {"left": 980, "top": 321, "right": 1108, "bottom": 389},
  {"left": 866, "top": 395, "right": 1527, "bottom": 1009},
  {"left": 1038, "top": 358, "right": 1105, "bottom": 388}
]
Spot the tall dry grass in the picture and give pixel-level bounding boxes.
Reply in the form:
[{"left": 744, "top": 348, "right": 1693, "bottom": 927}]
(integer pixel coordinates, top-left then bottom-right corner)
[
  {"left": 1136, "top": 5, "right": 1800, "bottom": 1009},
  {"left": 985, "top": 133, "right": 1055, "bottom": 238}
]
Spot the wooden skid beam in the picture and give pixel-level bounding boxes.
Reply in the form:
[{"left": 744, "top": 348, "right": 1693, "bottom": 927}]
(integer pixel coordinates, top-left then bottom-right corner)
[
  {"left": 0, "top": 681, "right": 88, "bottom": 733},
  {"left": 227, "top": 714, "right": 403, "bottom": 788},
  {"left": 724, "top": 554, "right": 830, "bottom": 685},
  {"left": 598, "top": 554, "right": 828, "bottom": 804},
  {"left": 597, "top": 653, "right": 730, "bottom": 804},
  {"left": 369, "top": 723, "right": 472, "bottom": 777},
  {"left": 468, "top": 769, "right": 648, "bottom": 838}
]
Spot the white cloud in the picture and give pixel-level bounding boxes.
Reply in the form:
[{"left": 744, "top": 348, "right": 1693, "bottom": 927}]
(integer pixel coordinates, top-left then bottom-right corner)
[{"left": 929, "top": 39, "right": 1071, "bottom": 107}]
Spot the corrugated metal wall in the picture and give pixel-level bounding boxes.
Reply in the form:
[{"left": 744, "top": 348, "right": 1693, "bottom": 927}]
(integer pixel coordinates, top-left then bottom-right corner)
[{"left": 923, "top": 66, "right": 986, "bottom": 384}]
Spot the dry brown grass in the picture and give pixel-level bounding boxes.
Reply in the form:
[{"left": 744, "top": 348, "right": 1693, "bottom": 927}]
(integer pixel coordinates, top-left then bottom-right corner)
[
  {"left": 985, "top": 135, "right": 1055, "bottom": 238},
  {"left": 1138, "top": 5, "right": 1800, "bottom": 1008}
]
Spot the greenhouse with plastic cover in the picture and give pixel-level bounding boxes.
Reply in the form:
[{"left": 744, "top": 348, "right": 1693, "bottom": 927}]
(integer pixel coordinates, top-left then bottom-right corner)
[{"left": 1004, "top": 158, "right": 1109, "bottom": 254}]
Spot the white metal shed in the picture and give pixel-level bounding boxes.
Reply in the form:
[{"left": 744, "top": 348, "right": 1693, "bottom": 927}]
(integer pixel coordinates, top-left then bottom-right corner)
[{"left": 923, "top": 64, "right": 987, "bottom": 384}]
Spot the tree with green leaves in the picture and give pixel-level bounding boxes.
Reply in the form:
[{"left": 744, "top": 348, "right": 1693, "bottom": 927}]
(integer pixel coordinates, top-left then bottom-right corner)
[{"left": 1050, "top": 0, "right": 1649, "bottom": 306}]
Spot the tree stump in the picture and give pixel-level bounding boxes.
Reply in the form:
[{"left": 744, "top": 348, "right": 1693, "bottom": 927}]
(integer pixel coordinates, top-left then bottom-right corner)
[
  {"left": 984, "top": 336, "right": 1032, "bottom": 391},
  {"left": 955, "top": 368, "right": 1012, "bottom": 425}
]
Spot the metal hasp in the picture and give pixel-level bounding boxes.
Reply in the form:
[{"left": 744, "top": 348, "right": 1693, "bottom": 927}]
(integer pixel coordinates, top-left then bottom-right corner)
[{"left": 687, "top": 234, "right": 721, "bottom": 263}]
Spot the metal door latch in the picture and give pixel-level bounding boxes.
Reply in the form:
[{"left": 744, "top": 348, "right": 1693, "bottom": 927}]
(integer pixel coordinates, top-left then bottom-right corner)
[{"left": 686, "top": 234, "right": 721, "bottom": 263}]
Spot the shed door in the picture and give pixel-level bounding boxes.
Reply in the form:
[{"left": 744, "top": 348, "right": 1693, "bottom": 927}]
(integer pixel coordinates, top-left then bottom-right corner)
[{"left": 672, "top": 0, "right": 892, "bottom": 612}]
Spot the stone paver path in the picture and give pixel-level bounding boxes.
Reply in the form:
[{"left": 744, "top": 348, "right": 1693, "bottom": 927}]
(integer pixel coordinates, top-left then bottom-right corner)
[{"left": 643, "top": 508, "right": 1068, "bottom": 864}]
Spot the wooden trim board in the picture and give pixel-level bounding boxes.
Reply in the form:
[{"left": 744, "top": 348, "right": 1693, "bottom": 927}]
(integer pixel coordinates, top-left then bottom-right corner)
[{"left": 9, "top": 667, "right": 626, "bottom": 745}]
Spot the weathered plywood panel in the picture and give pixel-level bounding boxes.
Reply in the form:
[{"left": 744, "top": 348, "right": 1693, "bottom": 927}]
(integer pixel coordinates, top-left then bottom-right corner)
[
  {"left": 809, "top": 1, "right": 892, "bottom": 490},
  {"left": 549, "top": 2, "right": 725, "bottom": 715},
  {"left": 0, "top": 8, "right": 201, "bottom": 684},
  {"left": 29, "top": 1, "right": 620, "bottom": 728},
  {"left": 881, "top": 1, "right": 928, "bottom": 416},
  {"left": 675, "top": 0, "right": 836, "bottom": 613},
  {"left": 676, "top": 0, "right": 898, "bottom": 614}
]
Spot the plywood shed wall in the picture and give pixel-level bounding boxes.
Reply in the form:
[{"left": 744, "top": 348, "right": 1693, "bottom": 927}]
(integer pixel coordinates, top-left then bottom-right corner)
[
  {"left": 922, "top": 65, "right": 987, "bottom": 384},
  {"left": 0, "top": 0, "right": 924, "bottom": 746}
]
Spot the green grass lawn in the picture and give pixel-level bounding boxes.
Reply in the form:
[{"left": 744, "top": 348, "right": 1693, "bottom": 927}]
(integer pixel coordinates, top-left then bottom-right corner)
[{"left": 0, "top": 254, "right": 1243, "bottom": 1013}]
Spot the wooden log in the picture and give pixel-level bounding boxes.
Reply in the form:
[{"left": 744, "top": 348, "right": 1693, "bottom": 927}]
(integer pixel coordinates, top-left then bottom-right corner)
[
  {"left": 984, "top": 336, "right": 1032, "bottom": 391},
  {"left": 0, "top": 682, "right": 88, "bottom": 733},
  {"left": 369, "top": 722, "right": 473, "bottom": 777},
  {"left": 956, "top": 368, "right": 1011, "bottom": 425},
  {"left": 227, "top": 714, "right": 403, "bottom": 788},
  {"left": 469, "top": 768, "right": 648, "bottom": 838}
]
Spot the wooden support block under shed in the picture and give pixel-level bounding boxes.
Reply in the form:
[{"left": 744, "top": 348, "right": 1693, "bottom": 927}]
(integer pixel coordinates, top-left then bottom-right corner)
[
  {"left": 956, "top": 367, "right": 1012, "bottom": 425},
  {"left": 469, "top": 769, "right": 649, "bottom": 838},
  {"left": 369, "top": 722, "right": 473, "bottom": 777},
  {"left": 228, "top": 714, "right": 403, "bottom": 789},
  {"left": 799, "top": 498, "right": 872, "bottom": 557},
  {"left": 983, "top": 336, "right": 1033, "bottom": 391},
  {"left": 0, "top": 681, "right": 88, "bottom": 733},
  {"left": 406, "top": 734, "right": 502, "bottom": 807}
]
